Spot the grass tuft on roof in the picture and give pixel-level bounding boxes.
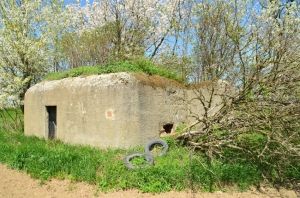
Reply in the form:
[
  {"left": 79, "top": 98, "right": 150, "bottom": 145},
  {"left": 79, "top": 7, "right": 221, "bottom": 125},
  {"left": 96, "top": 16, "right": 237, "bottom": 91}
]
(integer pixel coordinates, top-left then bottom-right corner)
[{"left": 45, "top": 59, "right": 182, "bottom": 82}]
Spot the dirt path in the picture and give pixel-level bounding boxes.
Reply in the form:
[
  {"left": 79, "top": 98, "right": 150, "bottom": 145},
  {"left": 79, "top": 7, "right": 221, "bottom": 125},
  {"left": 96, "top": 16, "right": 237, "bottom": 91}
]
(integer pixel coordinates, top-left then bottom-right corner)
[{"left": 0, "top": 164, "right": 297, "bottom": 198}]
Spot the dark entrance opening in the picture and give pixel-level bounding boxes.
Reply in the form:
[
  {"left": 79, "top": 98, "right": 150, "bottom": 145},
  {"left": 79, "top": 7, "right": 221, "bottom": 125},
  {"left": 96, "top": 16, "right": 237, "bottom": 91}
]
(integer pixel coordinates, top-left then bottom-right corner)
[
  {"left": 163, "top": 123, "right": 173, "bottom": 134},
  {"left": 46, "top": 106, "right": 57, "bottom": 139}
]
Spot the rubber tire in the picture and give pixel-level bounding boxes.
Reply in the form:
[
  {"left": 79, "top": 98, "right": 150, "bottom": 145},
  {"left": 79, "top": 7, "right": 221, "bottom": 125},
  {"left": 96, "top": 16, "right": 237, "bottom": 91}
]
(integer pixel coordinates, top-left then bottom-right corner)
[
  {"left": 145, "top": 139, "right": 169, "bottom": 157},
  {"left": 124, "top": 153, "right": 154, "bottom": 170}
]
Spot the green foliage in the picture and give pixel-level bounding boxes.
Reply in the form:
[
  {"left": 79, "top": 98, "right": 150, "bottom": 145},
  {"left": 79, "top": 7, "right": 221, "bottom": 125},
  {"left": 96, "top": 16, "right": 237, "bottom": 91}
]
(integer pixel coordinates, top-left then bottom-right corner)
[
  {"left": 130, "top": 156, "right": 149, "bottom": 166},
  {"left": 186, "top": 125, "right": 300, "bottom": 190},
  {"left": 0, "top": 130, "right": 270, "bottom": 193},
  {"left": 237, "top": 132, "right": 267, "bottom": 150},
  {"left": 0, "top": 108, "right": 23, "bottom": 133},
  {"left": 60, "top": 24, "right": 118, "bottom": 68},
  {"left": 45, "top": 59, "right": 182, "bottom": 82},
  {"left": 189, "top": 155, "right": 261, "bottom": 192},
  {"left": 175, "top": 123, "right": 188, "bottom": 134},
  {"left": 1, "top": 110, "right": 298, "bottom": 193}
]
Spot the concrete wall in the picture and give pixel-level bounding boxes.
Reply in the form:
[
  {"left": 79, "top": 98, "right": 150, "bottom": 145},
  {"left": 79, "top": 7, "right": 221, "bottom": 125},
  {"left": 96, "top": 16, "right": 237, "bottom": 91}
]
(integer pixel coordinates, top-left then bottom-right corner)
[{"left": 24, "top": 72, "right": 227, "bottom": 148}]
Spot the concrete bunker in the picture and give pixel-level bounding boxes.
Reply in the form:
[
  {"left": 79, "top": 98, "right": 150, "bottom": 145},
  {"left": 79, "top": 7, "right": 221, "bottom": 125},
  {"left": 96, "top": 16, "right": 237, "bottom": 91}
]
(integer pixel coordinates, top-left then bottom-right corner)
[{"left": 24, "top": 72, "right": 228, "bottom": 149}]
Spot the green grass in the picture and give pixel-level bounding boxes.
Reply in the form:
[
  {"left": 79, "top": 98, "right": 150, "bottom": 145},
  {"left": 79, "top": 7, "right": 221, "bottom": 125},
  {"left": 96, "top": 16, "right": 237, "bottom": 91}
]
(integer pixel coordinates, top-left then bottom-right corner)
[
  {"left": 45, "top": 59, "right": 182, "bottom": 82},
  {"left": 0, "top": 130, "right": 264, "bottom": 193},
  {"left": 1, "top": 108, "right": 298, "bottom": 192},
  {"left": 0, "top": 108, "right": 23, "bottom": 132}
]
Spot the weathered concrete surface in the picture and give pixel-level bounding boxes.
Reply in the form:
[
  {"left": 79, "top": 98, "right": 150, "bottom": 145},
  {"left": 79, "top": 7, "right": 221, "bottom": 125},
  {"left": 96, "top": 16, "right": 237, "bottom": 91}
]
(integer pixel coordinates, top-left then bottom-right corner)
[{"left": 24, "top": 72, "right": 227, "bottom": 148}]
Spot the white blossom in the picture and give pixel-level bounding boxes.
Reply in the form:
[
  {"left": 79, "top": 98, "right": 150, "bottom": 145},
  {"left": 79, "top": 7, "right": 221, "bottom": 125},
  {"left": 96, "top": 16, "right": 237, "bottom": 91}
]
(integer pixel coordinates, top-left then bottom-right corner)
[
  {"left": 66, "top": 0, "right": 184, "bottom": 57},
  {"left": 0, "top": 1, "right": 72, "bottom": 108}
]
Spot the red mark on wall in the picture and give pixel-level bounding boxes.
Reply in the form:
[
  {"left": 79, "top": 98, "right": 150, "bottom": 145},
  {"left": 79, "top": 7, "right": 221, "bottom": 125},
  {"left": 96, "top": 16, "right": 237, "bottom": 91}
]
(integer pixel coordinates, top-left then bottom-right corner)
[
  {"left": 105, "top": 109, "right": 115, "bottom": 120},
  {"left": 107, "top": 111, "right": 112, "bottom": 117}
]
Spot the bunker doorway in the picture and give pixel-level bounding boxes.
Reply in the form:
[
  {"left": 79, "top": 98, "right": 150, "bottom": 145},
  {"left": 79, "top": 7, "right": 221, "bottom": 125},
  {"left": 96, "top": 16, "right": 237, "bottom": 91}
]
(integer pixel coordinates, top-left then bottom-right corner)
[{"left": 46, "top": 106, "right": 57, "bottom": 139}]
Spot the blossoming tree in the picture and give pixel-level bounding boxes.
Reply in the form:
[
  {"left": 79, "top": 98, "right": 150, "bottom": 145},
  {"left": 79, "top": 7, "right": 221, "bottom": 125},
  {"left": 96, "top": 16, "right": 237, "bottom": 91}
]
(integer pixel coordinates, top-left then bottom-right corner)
[
  {"left": 63, "top": 0, "right": 187, "bottom": 67},
  {"left": 0, "top": 0, "right": 72, "bottom": 108}
]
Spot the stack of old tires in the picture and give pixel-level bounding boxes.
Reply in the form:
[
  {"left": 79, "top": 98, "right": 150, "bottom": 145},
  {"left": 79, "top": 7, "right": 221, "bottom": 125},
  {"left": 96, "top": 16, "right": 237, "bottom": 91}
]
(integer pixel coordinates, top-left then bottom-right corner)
[{"left": 124, "top": 139, "right": 168, "bottom": 169}]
